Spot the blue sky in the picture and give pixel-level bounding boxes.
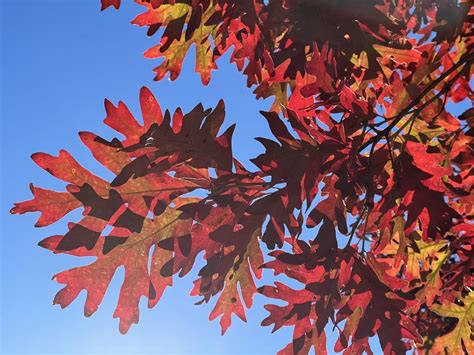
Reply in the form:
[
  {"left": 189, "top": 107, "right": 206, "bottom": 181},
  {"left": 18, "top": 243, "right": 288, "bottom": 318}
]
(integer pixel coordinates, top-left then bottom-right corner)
[{"left": 0, "top": 1, "right": 384, "bottom": 354}]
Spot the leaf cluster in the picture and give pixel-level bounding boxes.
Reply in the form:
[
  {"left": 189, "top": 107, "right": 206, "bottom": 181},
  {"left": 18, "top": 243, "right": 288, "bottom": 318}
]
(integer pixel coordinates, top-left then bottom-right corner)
[{"left": 13, "top": 0, "right": 473, "bottom": 353}]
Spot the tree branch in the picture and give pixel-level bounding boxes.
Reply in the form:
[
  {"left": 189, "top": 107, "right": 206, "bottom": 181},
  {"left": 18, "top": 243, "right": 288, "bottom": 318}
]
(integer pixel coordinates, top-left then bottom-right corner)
[{"left": 358, "top": 54, "right": 474, "bottom": 152}]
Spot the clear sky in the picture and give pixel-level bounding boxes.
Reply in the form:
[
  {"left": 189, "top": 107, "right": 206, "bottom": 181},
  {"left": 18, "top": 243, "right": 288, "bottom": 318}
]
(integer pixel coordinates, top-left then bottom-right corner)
[{"left": 1, "top": 1, "right": 381, "bottom": 354}]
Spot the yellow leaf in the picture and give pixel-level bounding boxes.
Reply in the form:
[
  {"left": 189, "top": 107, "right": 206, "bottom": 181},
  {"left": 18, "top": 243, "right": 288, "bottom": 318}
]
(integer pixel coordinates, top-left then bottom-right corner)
[
  {"left": 406, "top": 240, "right": 449, "bottom": 306},
  {"left": 430, "top": 292, "right": 474, "bottom": 355},
  {"left": 393, "top": 216, "right": 407, "bottom": 269},
  {"left": 140, "top": 3, "right": 218, "bottom": 84}
]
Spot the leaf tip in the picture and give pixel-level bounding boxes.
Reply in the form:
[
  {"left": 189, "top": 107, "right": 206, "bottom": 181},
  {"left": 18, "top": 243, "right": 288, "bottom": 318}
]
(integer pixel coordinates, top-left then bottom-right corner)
[
  {"left": 84, "top": 307, "right": 95, "bottom": 318},
  {"left": 217, "top": 99, "right": 225, "bottom": 109},
  {"left": 118, "top": 322, "right": 130, "bottom": 335},
  {"left": 78, "top": 131, "right": 89, "bottom": 139},
  {"left": 9, "top": 205, "right": 18, "bottom": 215},
  {"left": 140, "top": 86, "right": 152, "bottom": 96},
  {"left": 30, "top": 152, "right": 42, "bottom": 162},
  {"left": 38, "top": 237, "right": 55, "bottom": 249}
]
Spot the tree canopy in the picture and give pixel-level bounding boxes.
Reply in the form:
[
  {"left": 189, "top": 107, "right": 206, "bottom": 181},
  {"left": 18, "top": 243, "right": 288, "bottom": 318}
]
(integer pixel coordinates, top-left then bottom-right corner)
[{"left": 12, "top": 1, "right": 473, "bottom": 354}]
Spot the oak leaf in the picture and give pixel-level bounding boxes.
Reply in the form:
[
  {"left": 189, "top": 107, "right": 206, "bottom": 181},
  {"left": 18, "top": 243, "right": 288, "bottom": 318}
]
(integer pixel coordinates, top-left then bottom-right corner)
[{"left": 430, "top": 292, "right": 474, "bottom": 354}]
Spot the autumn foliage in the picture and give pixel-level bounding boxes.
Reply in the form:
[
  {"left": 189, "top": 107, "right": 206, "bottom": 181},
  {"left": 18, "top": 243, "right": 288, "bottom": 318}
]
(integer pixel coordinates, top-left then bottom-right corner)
[{"left": 12, "top": 0, "right": 473, "bottom": 354}]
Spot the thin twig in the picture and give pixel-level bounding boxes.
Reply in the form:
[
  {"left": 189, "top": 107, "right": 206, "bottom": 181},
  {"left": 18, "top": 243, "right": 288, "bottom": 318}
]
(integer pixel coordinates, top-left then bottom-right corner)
[
  {"left": 358, "top": 55, "right": 474, "bottom": 152},
  {"left": 346, "top": 205, "right": 366, "bottom": 247}
]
